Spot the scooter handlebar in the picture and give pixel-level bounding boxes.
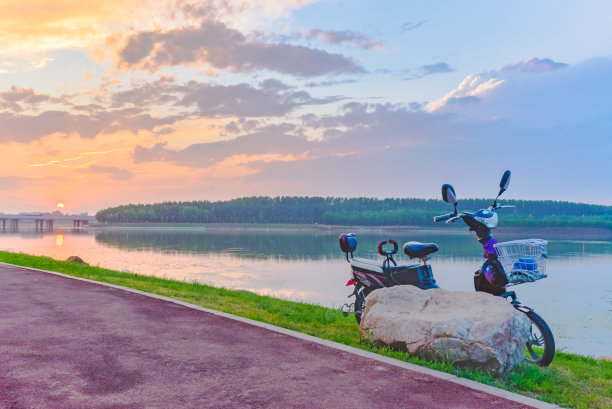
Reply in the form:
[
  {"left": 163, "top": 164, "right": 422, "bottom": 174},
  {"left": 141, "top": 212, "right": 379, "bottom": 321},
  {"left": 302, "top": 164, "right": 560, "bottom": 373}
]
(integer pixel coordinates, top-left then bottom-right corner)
[
  {"left": 434, "top": 213, "right": 453, "bottom": 222},
  {"left": 446, "top": 215, "right": 462, "bottom": 224}
]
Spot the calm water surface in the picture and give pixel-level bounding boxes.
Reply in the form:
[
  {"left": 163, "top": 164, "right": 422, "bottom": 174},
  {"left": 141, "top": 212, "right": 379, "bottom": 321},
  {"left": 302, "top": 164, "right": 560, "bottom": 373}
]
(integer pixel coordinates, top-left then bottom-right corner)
[{"left": 1, "top": 226, "right": 610, "bottom": 357}]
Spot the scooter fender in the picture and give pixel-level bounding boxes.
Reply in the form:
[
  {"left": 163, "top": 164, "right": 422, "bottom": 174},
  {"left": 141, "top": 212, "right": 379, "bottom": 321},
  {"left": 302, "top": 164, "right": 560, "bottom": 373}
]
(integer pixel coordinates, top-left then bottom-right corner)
[{"left": 515, "top": 305, "right": 533, "bottom": 313}]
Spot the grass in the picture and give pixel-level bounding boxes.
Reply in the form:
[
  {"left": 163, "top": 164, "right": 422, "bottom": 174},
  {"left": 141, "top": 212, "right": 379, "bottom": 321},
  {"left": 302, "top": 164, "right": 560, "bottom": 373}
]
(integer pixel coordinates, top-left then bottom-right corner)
[{"left": 1, "top": 251, "right": 610, "bottom": 409}]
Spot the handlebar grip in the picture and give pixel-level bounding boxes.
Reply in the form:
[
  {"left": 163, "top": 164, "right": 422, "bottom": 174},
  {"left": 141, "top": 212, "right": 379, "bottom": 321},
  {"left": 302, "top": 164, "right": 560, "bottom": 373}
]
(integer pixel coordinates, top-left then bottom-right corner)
[
  {"left": 377, "top": 239, "right": 398, "bottom": 255},
  {"left": 377, "top": 240, "right": 386, "bottom": 255},
  {"left": 434, "top": 214, "right": 452, "bottom": 222},
  {"left": 388, "top": 239, "right": 399, "bottom": 254}
]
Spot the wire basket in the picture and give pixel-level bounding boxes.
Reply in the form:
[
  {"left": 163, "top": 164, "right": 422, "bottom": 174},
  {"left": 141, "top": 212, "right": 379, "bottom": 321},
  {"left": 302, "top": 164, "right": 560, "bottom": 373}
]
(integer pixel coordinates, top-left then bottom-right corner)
[{"left": 494, "top": 239, "right": 548, "bottom": 285}]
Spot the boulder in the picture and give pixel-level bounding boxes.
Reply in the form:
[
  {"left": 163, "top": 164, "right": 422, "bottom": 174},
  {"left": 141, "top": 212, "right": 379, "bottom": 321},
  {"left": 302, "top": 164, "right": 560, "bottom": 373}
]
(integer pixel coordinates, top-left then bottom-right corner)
[
  {"left": 66, "top": 256, "right": 88, "bottom": 265},
  {"left": 360, "top": 285, "right": 530, "bottom": 374}
]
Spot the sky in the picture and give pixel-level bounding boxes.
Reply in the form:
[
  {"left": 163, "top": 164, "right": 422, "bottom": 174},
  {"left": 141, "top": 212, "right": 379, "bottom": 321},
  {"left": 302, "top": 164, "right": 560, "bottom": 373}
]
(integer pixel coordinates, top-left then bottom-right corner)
[{"left": 1, "top": 0, "right": 612, "bottom": 214}]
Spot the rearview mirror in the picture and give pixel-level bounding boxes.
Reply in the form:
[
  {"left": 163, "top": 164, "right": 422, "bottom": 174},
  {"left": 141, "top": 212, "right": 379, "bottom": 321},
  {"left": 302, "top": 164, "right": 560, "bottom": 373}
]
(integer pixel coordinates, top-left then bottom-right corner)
[
  {"left": 442, "top": 184, "right": 457, "bottom": 204},
  {"left": 498, "top": 170, "right": 511, "bottom": 196}
]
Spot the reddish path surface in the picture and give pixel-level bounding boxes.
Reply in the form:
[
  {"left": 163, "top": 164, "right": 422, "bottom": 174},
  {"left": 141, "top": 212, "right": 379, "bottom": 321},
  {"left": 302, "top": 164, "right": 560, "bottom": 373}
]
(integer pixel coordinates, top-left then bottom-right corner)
[{"left": 0, "top": 264, "right": 548, "bottom": 409}]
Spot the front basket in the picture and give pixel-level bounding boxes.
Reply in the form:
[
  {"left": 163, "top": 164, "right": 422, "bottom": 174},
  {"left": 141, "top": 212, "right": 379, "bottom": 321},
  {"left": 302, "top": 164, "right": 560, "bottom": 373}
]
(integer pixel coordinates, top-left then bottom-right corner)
[{"left": 494, "top": 239, "right": 548, "bottom": 285}]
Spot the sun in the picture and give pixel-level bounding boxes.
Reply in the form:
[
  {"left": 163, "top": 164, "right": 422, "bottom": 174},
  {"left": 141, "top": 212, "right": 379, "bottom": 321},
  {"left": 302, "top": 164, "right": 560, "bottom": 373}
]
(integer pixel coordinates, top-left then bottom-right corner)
[{"left": 56, "top": 203, "right": 65, "bottom": 208}]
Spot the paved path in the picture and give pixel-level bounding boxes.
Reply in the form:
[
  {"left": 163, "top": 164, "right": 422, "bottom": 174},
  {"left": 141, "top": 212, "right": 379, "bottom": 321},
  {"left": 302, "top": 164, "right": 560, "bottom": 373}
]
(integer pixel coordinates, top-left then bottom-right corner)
[{"left": 0, "top": 264, "right": 558, "bottom": 409}]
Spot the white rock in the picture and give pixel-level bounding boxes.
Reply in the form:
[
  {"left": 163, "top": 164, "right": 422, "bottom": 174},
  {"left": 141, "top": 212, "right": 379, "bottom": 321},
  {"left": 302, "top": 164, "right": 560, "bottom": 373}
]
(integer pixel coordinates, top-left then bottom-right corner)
[{"left": 360, "top": 285, "right": 531, "bottom": 374}]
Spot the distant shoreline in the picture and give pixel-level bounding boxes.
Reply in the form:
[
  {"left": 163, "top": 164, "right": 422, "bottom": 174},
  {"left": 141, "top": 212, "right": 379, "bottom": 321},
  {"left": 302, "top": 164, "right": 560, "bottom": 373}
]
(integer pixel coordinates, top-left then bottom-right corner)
[{"left": 89, "top": 222, "right": 612, "bottom": 240}]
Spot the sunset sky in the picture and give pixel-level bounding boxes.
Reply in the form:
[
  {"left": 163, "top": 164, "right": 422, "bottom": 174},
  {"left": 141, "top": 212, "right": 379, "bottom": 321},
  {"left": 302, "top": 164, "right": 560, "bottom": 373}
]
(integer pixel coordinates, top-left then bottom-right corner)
[{"left": 2, "top": 0, "right": 612, "bottom": 214}]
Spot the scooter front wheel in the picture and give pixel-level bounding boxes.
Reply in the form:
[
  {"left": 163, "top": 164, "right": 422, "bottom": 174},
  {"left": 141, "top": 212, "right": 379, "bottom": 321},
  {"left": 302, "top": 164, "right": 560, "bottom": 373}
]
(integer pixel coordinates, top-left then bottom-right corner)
[{"left": 524, "top": 310, "right": 555, "bottom": 366}]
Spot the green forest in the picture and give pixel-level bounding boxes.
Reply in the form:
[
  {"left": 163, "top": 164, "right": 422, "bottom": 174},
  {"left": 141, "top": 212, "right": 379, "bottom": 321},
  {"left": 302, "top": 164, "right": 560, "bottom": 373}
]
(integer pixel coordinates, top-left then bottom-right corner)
[{"left": 95, "top": 196, "right": 612, "bottom": 229}]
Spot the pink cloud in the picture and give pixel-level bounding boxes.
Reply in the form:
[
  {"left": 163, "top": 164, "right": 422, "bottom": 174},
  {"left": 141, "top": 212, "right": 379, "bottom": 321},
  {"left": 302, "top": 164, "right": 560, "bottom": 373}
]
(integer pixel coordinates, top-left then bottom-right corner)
[
  {"left": 116, "top": 20, "right": 364, "bottom": 76},
  {"left": 501, "top": 57, "right": 568, "bottom": 73},
  {"left": 301, "top": 29, "right": 385, "bottom": 50}
]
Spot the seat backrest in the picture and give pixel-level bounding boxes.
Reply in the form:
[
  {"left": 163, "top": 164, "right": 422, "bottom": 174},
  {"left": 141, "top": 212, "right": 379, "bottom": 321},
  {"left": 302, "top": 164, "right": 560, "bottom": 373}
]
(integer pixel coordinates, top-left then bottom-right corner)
[{"left": 339, "top": 233, "right": 357, "bottom": 253}]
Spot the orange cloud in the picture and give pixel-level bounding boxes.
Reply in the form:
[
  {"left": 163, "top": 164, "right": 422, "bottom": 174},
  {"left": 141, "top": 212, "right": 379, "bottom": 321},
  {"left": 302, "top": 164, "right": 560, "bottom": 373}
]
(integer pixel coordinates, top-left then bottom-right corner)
[
  {"left": 27, "top": 148, "right": 129, "bottom": 168},
  {"left": 203, "top": 153, "right": 298, "bottom": 178},
  {"left": 0, "top": 0, "right": 167, "bottom": 56},
  {"left": 0, "top": 0, "right": 321, "bottom": 58}
]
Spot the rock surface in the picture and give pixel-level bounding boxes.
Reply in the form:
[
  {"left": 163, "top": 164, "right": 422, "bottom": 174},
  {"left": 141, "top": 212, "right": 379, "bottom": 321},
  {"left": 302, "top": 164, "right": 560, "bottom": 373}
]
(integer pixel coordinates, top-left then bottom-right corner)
[
  {"left": 360, "top": 286, "right": 530, "bottom": 374},
  {"left": 66, "top": 255, "right": 88, "bottom": 264}
]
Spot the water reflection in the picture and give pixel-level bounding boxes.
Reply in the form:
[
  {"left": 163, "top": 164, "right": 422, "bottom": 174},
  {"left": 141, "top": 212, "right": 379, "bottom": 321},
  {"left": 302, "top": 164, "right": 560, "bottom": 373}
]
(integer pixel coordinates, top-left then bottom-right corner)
[
  {"left": 93, "top": 228, "right": 612, "bottom": 261},
  {"left": 92, "top": 228, "right": 489, "bottom": 260},
  {"left": 95, "top": 229, "right": 343, "bottom": 260}
]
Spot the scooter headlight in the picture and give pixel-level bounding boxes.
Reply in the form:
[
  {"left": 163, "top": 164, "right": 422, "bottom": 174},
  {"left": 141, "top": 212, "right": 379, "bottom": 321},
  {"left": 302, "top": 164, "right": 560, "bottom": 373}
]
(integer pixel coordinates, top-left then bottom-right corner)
[{"left": 474, "top": 209, "right": 498, "bottom": 229}]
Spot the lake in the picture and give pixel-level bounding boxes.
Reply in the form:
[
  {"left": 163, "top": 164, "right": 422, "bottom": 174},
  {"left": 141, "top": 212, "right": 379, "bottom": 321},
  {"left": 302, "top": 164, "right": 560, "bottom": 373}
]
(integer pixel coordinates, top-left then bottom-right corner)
[{"left": 1, "top": 225, "right": 610, "bottom": 358}]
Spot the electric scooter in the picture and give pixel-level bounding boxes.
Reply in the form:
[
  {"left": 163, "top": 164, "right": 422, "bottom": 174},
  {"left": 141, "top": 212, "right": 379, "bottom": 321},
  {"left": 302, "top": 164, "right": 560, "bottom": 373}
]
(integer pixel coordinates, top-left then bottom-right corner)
[{"left": 339, "top": 170, "right": 555, "bottom": 366}]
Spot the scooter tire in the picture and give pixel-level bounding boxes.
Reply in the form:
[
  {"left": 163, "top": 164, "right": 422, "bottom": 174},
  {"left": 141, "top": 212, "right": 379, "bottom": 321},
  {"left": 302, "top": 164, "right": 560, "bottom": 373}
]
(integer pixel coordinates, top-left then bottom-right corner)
[{"left": 524, "top": 310, "right": 555, "bottom": 366}]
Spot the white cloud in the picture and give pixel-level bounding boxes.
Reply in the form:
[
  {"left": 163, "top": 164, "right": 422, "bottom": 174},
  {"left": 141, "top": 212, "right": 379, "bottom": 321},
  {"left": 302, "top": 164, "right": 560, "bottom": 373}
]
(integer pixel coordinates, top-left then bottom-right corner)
[
  {"left": 427, "top": 73, "right": 505, "bottom": 112},
  {"left": 428, "top": 57, "right": 612, "bottom": 127}
]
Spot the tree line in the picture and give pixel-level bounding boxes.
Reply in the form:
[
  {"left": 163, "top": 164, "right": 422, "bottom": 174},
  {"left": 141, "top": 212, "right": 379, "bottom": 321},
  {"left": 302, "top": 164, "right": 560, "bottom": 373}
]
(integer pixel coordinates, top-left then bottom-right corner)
[{"left": 95, "top": 196, "right": 612, "bottom": 228}]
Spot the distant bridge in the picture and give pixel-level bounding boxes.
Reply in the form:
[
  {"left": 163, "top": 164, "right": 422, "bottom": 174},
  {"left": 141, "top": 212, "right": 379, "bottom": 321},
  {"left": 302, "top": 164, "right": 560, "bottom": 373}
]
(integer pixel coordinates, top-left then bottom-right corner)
[{"left": 0, "top": 214, "right": 96, "bottom": 231}]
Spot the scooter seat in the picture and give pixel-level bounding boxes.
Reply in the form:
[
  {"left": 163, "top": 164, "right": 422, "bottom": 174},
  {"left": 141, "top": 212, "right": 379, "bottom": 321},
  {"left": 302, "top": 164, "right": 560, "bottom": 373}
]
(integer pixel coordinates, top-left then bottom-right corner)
[{"left": 403, "top": 241, "right": 439, "bottom": 259}]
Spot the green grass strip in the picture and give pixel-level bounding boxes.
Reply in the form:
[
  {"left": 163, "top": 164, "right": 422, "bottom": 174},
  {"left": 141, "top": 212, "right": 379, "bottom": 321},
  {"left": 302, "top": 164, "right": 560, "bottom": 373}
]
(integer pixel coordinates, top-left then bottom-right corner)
[{"left": 1, "top": 251, "right": 610, "bottom": 409}]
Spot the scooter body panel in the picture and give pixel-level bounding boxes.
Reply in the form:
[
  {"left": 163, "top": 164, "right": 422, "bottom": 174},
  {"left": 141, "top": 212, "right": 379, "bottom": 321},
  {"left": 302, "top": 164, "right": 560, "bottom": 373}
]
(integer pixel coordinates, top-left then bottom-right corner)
[{"left": 350, "top": 257, "right": 438, "bottom": 291}]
